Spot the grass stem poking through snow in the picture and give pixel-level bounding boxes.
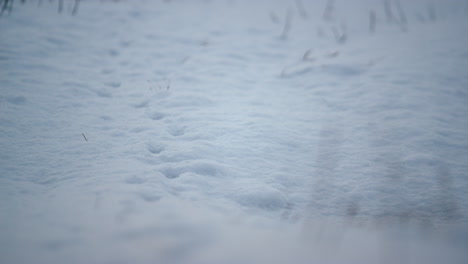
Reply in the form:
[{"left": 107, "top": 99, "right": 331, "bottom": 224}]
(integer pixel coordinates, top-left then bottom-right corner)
[
  {"left": 323, "top": 0, "right": 334, "bottom": 22},
  {"left": 295, "top": 0, "right": 308, "bottom": 19},
  {"left": 383, "top": 0, "right": 395, "bottom": 23},
  {"left": 269, "top": 11, "right": 280, "bottom": 24},
  {"left": 427, "top": 2, "right": 436, "bottom": 22},
  {"left": 280, "top": 8, "right": 292, "bottom": 40},
  {"left": 394, "top": 0, "right": 407, "bottom": 30},
  {"left": 156, "top": 79, "right": 171, "bottom": 90},
  {"left": 302, "top": 49, "right": 314, "bottom": 61},
  {"left": 58, "top": 0, "right": 63, "bottom": 13},
  {"left": 72, "top": 0, "right": 80, "bottom": 16},
  {"left": 369, "top": 9, "right": 377, "bottom": 34},
  {"left": 332, "top": 22, "right": 347, "bottom": 44},
  {"left": 82, "top": 133, "right": 88, "bottom": 142},
  {"left": 1, "top": 0, "right": 11, "bottom": 16}
]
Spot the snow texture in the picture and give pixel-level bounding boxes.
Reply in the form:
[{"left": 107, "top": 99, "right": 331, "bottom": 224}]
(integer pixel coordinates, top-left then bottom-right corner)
[{"left": 1, "top": 0, "right": 468, "bottom": 263}]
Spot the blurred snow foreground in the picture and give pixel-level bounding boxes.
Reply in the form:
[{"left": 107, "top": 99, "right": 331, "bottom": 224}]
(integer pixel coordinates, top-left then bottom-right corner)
[{"left": 1, "top": 0, "right": 468, "bottom": 263}]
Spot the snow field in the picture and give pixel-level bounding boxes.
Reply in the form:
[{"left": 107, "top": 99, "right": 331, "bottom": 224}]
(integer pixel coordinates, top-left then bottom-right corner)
[{"left": 1, "top": 0, "right": 468, "bottom": 263}]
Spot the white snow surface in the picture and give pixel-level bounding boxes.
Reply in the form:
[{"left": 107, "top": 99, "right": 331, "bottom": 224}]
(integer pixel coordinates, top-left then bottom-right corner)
[{"left": 1, "top": 0, "right": 468, "bottom": 263}]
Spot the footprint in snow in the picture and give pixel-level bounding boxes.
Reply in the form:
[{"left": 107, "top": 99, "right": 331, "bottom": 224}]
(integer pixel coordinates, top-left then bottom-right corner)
[
  {"left": 138, "top": 192, "right": 161, "bottom": 202},
  {"left": 125, "top": 175, "right": 147, "bottom": 184},
  {"left": 96, "top": 89, "right": 112, "bottom": 98},
  {"left": 105, "top": 81, "right": 121, "bottom": 88},
  {"left": 147, "top": 111, "right": 166, "bottom": 121},
  {"left": 147, "top": 143, "right": 164, "bottom": 154},
  {"left": 167, "top": 125, "right": 185, "bottom": 137},
  {"left": 131, "top": 100, "right": 149, "bottom": 109},
  {"left": 108, "top": 49, "right": 120, "bottom": 57},
  {"left": 159, "top": 161, "right": 223, "bottom": 180},
  {"left": 160, "top": 167, "right": 180, "bottom": 179},
  {"left": 5, "top": 96, "right": 27, "bottom": 105}
]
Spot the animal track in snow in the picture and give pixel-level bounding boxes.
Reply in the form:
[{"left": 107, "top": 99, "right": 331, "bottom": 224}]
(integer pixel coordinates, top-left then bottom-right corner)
[
  {"left": 108, "top": 49, "right": 120, "bottom": 57},
  {"left": 124, "top": 175, "right": 147, "bottom": 184},
  {"left": 147, "top": 111, "right": 166, "bottom": 121},
  {"left": 5, "top": 96, "right": 27, "bottom": 105},
  {"left": 96, "top": 89, "right": 112, "bottom": 98},
  {"left": 105, "top": 82, "right": 121, "bottom": 88},
  {"left": 160, "top": 167, "right": 180, "bottom": 179},
  {"left": 159, "top": 160, "right": 224, "bottom": 179},
  {"left": 138, "top": 192, "right": 161, "bottom": 202},
  {"left": 147, "top": 143, "right": 164, "bottom": 154},
  {"left": 167, "top": 125, "right": 186, "bottom": 137},
  {"left": 131, "top": 100, "right": 149, "bottom": 109}
]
